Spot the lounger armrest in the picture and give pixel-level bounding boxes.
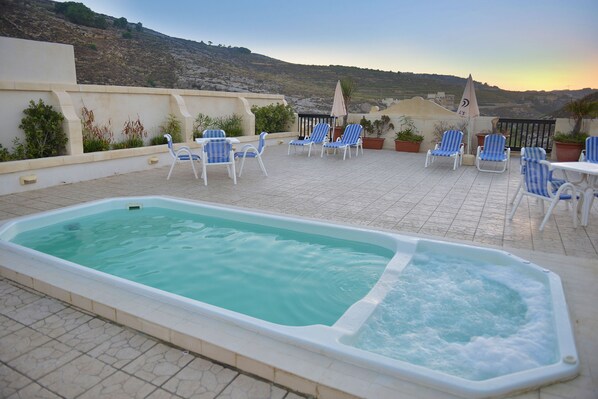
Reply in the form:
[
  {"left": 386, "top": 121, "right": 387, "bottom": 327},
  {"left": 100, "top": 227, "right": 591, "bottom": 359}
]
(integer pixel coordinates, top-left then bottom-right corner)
[
  {"left": 476, "top": 146, "right": 482, "bottom": 157},
  {"left": 239, "top": 144, "right": 258, "bottom": 156}
]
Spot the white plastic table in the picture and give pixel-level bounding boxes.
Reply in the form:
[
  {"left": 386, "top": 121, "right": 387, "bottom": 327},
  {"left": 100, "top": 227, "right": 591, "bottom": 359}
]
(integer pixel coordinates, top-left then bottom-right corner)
[
  {"left": 194, "top": 137, "right": 240, "bottom": 145},
  {"left": 551, "top": 161, "right": 598, "bottom": 226}
]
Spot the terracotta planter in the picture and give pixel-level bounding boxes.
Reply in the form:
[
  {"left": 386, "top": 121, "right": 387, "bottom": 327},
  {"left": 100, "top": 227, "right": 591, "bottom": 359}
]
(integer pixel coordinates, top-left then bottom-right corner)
[
  {"left": 332, "top": 126, "right": 343, "bottom": 142},
  {"left": 362, "top": 137, "right": 385, "bottom": 150},
  {"left": 395, "top": 140, "right": 421, "bottom": 153},
  {"left": 554, "top": 141, "right": 584, "bottom": 162}
]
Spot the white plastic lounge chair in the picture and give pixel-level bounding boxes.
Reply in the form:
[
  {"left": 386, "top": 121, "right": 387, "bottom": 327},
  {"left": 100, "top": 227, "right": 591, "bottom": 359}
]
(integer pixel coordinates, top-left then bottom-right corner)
[
  {"left": 288, "top": 123, "right": 329, "bottom": 157},
  {"left": 475, "top": 134, "right": 511, "bottom": 173},
  {"left": 425, "top": 130, "right": 464, "bottom": 170},
  {"left": 321, "top": 124, "right": 363, "bottom": 160},
  {"left": 201, "top": 139, "right": 236, "bottom": 185},
  {"left": 202, "top": 129, "right": 226, "bottom": 138},
  {"left": 164, "top": 134, "right": 201, "bottom": 180},
  {"left": 509, "top": 159, "right": 577, "bottom": 231},
  {"left": 580, "top": 136, "right": 598, "bottom": 163},
  {"left": 235, "top": 132, "right": 268, "bottom": 177}
]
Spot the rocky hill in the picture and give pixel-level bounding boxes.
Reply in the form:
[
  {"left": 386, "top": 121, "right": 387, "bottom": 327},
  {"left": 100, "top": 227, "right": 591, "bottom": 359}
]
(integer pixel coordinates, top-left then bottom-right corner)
[{"left": 1, "top": 0, "right": 595, "bottom": 117}]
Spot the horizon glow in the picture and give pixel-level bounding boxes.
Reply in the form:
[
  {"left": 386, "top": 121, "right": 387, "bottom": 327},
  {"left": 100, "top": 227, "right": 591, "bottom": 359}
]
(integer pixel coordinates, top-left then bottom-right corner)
[{"left": 70, "top": 0, "right": 598, "bottom": 92}]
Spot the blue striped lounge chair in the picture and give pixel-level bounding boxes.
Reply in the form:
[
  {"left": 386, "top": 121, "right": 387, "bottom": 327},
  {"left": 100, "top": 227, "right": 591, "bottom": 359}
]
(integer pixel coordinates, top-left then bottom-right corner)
[
  {"left": 202, "top": 129, "right": 226, "bottom": 138},
  {"left": 510, "top": 147, "right": 566, "bottom": 204},
  {"left": 201, "top": 139, "right": 236, "bottom": 185},
  {"left": 425, "top": 130, "right": 464, "bottom": 170},
  {"left": 321, "top": 124, "right": 363, "bottom": 160},
  {"left": 475, "top": 134, "right": 511, "bottom": 173},
  {"left": 164, "top": 134, "right": 201, "bottom": 180},
  {"left": 235, "top": 132, "right": 268, "bottom": 177},
  {"left": 288, "top": 123, "right": 329, "bottom": 157},
  {"left": 580, "top": 136, "right": 598, "bottom": 163},
  {"left": 509, "top": 159, "right": 577, "bottom": 231}
]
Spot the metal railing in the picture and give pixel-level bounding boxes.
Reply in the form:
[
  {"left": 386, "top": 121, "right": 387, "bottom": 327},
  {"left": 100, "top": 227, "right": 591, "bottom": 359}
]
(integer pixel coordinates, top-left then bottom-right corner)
[
  {"left": 297, "top": 113, "right": 335, "bottom": 140},
  {"left": 497, "top": 118, "right": 556, "bottom": 153}
]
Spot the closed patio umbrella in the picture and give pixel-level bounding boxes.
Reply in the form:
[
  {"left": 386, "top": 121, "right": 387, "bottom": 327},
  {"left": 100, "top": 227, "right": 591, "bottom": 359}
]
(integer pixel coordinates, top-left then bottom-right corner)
[
  {"left": 330, "top": 80, "right": 347, "bottom": 140},
  {"left": 457, "top": 74, "right": 480, "bottom": 154}
]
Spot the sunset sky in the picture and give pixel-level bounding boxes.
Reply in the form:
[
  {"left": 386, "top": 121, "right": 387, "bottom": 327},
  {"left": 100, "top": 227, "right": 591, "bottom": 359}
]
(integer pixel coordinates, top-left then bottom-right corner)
[{"left": 75, "top": 0, "right": 598, "bottom": 92}]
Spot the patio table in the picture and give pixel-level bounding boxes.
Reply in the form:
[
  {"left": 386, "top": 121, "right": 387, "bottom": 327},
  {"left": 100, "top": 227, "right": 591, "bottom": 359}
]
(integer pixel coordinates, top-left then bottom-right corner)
[
  {"left": 195, "top": 137, "right": 240, "bottom": 145},
  {"left": 551, "top": 161, "right": 598, "bottom": 226}
]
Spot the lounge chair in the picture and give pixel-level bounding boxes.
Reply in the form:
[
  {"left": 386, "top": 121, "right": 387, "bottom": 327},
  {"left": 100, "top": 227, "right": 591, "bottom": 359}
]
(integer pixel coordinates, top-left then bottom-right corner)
[
  {"left": 580, "top": 136, "right": 598, "bottom": 163},
  {"left": 202, "top": 129, "right": 226, "bottom": 138},
  {"left": 235, "top": 132, "right": 268, "bottom": 177},
  {"left": 288, "top": 123, "right": 329, "bottom": 157},
  {"left": 321, "top": 124, "right": 363, "bottom": 160},
  {"left": 509, "top": 159, "right": 577, "bottom": 231},
  {"left": 164, "top": 134, "right": 201, "bottom": 180},
  {"left": 425, "top": 130, "right": 464, "bottom": 170},
  {"left": 201, "top": 139, "right": 236, "bottom": 185},
  {"left": 475, "top": 134, "right": 510, "bottom": 173}
]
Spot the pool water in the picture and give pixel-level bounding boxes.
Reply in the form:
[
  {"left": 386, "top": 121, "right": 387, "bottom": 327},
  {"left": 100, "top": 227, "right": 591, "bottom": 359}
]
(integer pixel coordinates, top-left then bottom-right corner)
[
  {"left": 11, "top": 207, "right": 392, "bottom": 326},
  {"left": 350, "top": 252, "right": 558, "bottom": 380}
]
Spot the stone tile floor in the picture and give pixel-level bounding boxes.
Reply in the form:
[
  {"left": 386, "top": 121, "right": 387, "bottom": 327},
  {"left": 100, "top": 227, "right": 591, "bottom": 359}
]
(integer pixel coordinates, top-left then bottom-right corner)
[{"left": 0, "top": 142, "right": 597, "bottom": 398}]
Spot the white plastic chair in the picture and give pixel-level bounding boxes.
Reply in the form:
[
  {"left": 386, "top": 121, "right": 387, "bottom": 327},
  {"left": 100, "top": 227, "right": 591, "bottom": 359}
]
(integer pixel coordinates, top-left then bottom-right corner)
[
  {"left": 425, "top": 130, "right": 464, "bottom": 170},
  {"left": 235, "top": 132, "right": 268, "bottom": 177},
  {"left": 164, "top": 134, "right": 201, "bottom": 180},
  {"left": 475, "top": 134, "right": 510, "bottom": 173},
  {"left": 509, "top": 159, "right": 577, "bottom": 231},
  {"left": 201, "top": 139, "right": 236, "bottom": 185}
]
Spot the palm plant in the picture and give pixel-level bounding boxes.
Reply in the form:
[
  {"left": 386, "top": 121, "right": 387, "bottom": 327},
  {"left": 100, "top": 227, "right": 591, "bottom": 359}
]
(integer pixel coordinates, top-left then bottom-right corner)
[{"left": 564, "top": 98, "right": 598, "bottom": 135}]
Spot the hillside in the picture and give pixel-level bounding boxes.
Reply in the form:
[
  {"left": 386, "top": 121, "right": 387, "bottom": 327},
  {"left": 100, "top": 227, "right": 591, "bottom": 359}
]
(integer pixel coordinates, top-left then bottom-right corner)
[{"left": 1, "top": 0, "right": 595, "bottom": 117}]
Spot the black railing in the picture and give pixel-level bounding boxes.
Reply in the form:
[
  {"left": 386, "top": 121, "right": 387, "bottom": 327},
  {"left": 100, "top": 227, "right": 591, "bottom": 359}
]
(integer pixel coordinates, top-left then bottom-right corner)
[
  {"left": 297, "top": 113, "right": 335, "bottom": 140},
  {"left": 497, "top": 118, "right": 556, "bottom": 153}
]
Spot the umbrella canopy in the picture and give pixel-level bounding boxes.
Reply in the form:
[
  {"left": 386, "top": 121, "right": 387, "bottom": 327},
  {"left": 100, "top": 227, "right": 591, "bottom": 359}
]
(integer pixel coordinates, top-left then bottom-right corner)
[
  {"left": 330, "top": 80, "right": 347, "bottom": 133},
  {"left": 457, "top": 74, "right": 480, "bottom": 153}
]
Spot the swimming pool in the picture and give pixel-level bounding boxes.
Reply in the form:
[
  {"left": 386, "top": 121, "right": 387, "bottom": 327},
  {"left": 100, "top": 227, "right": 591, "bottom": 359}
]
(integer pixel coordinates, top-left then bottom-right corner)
[{"left": 0, "top": 196, "right": 579, "bottom": 398}]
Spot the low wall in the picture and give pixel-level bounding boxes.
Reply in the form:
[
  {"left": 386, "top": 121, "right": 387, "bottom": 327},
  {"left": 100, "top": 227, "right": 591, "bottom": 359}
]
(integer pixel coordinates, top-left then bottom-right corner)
[{"left": 0, "top": 133, "right": 295, "bottom": 196}]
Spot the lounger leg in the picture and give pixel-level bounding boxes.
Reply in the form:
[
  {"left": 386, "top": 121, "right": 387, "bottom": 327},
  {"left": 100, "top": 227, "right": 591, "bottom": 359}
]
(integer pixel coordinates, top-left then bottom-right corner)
[
  {"left": 167, "top": 161, "right": 177, "bottom": 180},
  {"left": 257, "top": 156, "right": 268, "bottom": 176}
]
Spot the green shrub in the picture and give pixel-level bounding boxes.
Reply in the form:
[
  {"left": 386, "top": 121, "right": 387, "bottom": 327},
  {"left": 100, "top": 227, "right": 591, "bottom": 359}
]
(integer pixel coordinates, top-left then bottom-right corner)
[
  {"left": 19, "top": 99, "right": 67, "bottom": 158},
  {"left": 160, "top": 114, "right": 182, "bottom": 142},
  {"left": 150, "top": 135, "right": 168, "bottom": 146},
  {"left": 81, "top": 106, "right": 113, "bottom": 152},
  {"left": 113, "top": 17, "right": 128, "bottom": 29},
  {"left": 192, "top": 113, "right": 244, "bottom": 138},
  {"left": 394, "top": 116, "right": 423, "bottom": 143},
  {"left": 55, "top": 2, "right": 106, "bottom": 29},
  {"left": 122, "top": 31, "right": 133, "bottom": 39},
  {"left": 251, "top": 103, "right": 295, "bottom": 134},
  {"left": 215, "top": 114, "right": 243, "bottom": 137}
]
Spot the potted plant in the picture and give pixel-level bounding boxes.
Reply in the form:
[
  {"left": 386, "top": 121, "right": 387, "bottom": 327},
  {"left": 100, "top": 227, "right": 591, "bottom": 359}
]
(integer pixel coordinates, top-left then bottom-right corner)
[
  {"left": 394, "top": 116, "right": 423, "bottom": 152},
  {"left": 553, "top": 98, "right": 596, "bottom": 161},
  {"left": 360, "top": 115, "right": 394, "bottom": 149}
]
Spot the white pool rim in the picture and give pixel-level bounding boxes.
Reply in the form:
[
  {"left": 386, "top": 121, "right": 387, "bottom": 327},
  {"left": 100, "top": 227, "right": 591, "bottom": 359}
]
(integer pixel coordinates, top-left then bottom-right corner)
[{"left": 0, "top": 196, "right": 580, "bottom": 399}]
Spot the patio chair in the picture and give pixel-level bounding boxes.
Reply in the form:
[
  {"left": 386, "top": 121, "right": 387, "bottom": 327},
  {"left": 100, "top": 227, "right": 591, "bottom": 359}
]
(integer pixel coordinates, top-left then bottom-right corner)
[
  {"left": 510, "top": 147, "right": 566, "bottom": 204},
  {"left": 288, "top": 123, "right": 329, "bottom": 157},
  {"left": 164, "top": 134, "right": 201, "bottom": 180},
  {"left": 509, "top": 159, "right": 577, "bottom": 231},
  {"left": 425, "top": 130, "right": 464, "bottom": 170},
  {"left": 202, "top": 129, "right": 226, "bottom": 138},
  {"left": 475, "top": 134, "right": 511, "bottom": 173},
  {"left": 580, "top": 136, "right": 598, "bottom": 163},
  {"left": 321, "top": 124, "right": 363, "bottom": 160},
  {"left": 201, "top": 139, "right": 236, "bottom": 185},
  {"left": 235, "top": 132, "right": 268, "bottom": 177}
]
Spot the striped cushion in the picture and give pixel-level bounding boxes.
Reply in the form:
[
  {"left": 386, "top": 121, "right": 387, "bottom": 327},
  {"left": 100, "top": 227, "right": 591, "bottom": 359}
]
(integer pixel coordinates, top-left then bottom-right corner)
[
  {"left": 586, "top": 136, "right": 598, "bottom": 163},
  {"left": 204, "top": 140, "right": 231, "bottom": 163}
]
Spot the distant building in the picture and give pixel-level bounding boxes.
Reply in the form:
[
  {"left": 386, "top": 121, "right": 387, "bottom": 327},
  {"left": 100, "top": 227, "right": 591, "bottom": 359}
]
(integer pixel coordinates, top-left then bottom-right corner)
[{"left": 427, "top": 92, "right": 455, "bottom": 110}]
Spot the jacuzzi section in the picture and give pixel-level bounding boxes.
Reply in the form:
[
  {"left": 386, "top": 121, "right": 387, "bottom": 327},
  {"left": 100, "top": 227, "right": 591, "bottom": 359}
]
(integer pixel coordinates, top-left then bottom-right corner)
[{"left": 0, "top": 196, "right": 580, "bottom": 399}]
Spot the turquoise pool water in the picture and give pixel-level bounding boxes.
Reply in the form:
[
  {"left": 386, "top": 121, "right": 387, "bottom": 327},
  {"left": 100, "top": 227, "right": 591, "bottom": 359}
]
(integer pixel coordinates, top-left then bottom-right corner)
[
  {"left": 350, "top": 252, "right": 558, "bottom": 381},
  {"left": 11, "top": 207, "right": 392, "bottom": 326}
]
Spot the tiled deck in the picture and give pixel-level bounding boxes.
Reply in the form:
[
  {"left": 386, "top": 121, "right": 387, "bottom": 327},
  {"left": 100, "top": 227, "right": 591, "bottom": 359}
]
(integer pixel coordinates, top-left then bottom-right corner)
[{"left": 0, "top": 142, "right": 596, "bottom": 399}]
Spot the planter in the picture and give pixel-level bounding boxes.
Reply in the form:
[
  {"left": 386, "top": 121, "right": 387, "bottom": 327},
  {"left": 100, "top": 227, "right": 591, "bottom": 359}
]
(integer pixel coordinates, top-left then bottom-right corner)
[
  {"left": 554, "top": 141, "right": 584, "bottom": 162},
  {"left": 362, "top": 137, "right": 385, "bottom": 150},
  {"left": 332, "top": 126, "right": 343, "bottom": 142},
  {"left": 394, "top": 140, "right": 421, "bottom": 153}
]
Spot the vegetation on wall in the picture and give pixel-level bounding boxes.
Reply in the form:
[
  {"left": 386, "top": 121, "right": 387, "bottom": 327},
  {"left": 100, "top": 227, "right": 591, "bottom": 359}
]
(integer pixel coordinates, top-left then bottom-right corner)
[
  {"left": 192, "top": 113, "right": 244, "bottom": 138},
  {"left": 251, "top": 103, "right": 295, "bottom": 134},
  {"left": 151, "top": 114, "right": 183, "bottom": 145},
  {"left": 113, "top": 116, "right": 147, "bottom": 149},
  {"left": 18, "top": 99, "right": 67, "bottom": 158},
  {"left": 81, "top": 106, "right": 113, "bottom": 152}
]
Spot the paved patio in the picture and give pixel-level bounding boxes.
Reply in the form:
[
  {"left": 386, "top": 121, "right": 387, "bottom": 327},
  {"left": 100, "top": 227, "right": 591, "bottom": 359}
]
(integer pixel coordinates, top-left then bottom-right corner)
[{"left": 0, "top": 142, "right": 596, "bottom": 398}]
